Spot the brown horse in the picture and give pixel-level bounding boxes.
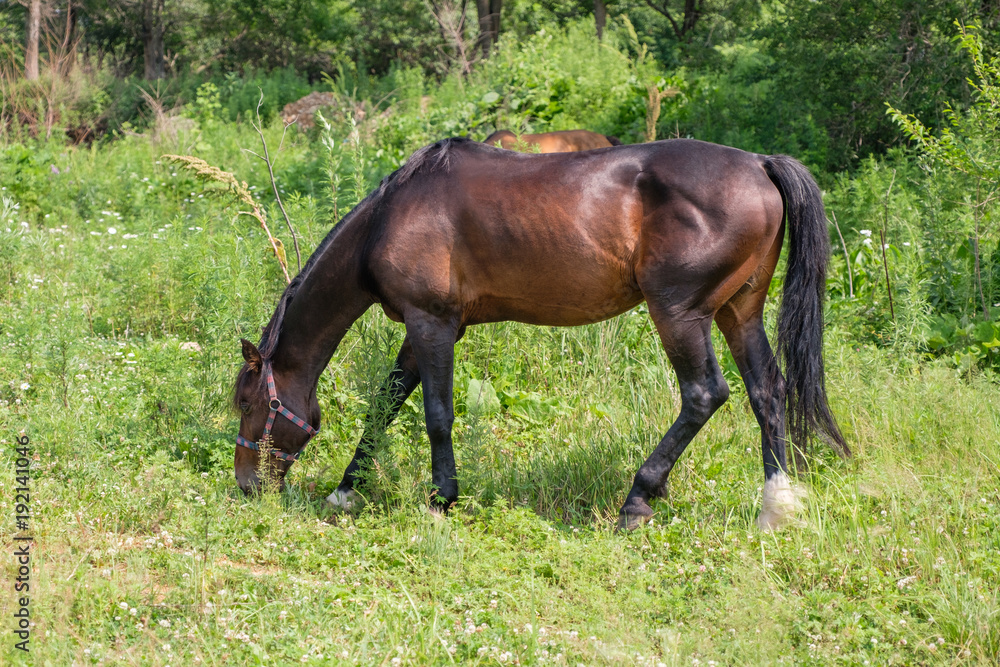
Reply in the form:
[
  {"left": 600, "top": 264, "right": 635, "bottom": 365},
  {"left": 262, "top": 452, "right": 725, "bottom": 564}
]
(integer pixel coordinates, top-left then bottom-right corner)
[
  {"left": 484, "top": 129, "right": 621, "bottom": 152},
  {"left": 233, "top": 137, "right": 848, "bottom": 531}
]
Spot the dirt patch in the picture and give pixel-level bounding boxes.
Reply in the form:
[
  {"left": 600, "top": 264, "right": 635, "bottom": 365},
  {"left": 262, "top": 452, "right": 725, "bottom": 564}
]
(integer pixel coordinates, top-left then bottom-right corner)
[{"left": 280, "top": 92, "right": 337, "bottom": 129}]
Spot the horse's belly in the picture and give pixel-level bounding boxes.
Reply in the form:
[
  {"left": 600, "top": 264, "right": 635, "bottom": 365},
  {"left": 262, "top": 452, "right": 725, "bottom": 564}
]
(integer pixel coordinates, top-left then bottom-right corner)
[{"left": 464, "top": 274, "right": 644, "bottom": 327}]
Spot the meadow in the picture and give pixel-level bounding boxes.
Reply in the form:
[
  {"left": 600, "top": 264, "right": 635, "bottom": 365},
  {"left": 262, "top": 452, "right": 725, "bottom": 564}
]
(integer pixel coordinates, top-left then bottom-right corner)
[
  {"left": 1, "top": 102, "right": 999, "bottom": 667},
  {"left": 1, "top": 14, "right": 1000, "bottom": 663}
]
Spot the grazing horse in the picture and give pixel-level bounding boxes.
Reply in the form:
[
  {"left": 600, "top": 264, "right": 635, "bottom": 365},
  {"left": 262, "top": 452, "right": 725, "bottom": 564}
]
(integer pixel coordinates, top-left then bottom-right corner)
[
  {"left": 233, "top": 137, "right": 848, "bottom": 531},
  {"left": 484, "top": 129, "right": 621, "bottom": 153}
]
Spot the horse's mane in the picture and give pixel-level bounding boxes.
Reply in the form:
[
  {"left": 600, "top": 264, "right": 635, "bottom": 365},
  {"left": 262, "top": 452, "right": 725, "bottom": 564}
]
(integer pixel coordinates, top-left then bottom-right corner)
[{"left": 233, "top": 136, "right": 469, "bottom": 408}]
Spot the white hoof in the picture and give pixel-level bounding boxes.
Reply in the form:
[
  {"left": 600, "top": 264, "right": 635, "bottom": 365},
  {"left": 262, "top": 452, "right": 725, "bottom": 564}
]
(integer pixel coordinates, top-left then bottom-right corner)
[
  {"left": 756, "top": 472, "right": 806, "bottom": 531},
  {"left": 326, "top": 489, "right": 360, "bottom": 511}
]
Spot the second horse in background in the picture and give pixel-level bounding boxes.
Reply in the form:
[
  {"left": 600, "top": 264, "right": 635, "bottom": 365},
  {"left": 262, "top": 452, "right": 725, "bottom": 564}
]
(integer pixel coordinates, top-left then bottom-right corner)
[{"left": 484, "top": 129, "right": 621, "bottom": 153}]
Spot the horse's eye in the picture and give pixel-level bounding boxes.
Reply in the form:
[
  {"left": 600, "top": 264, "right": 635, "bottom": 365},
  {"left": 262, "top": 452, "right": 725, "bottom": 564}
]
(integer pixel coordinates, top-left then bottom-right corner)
[{"left": 240, "top": 401, "right": 251, "bottom": 415}]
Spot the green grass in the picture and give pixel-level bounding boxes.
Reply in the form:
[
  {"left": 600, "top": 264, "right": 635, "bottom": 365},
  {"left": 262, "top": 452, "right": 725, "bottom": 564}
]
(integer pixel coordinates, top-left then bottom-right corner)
[{"left": 2, "top": 118, "right": 999, "bottom": 666}]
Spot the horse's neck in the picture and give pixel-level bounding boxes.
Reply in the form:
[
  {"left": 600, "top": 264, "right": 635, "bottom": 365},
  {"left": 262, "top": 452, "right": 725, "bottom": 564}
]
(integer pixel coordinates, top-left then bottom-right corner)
[{"left": 270, "top": 210, "right": 375, "bottom": 388}]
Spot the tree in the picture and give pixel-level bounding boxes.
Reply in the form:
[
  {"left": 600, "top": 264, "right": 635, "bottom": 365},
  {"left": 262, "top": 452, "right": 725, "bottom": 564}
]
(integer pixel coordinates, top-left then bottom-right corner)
[
  {"left": 594, "top": 0, "right": 606, "bottom": 39},
  {"left": 641, "top": 0, "right": 704, "bottom": 42},
  {"left": 201, "top": 0, "right": 359, "bottom": 76},
  {"left": 24, "top": 0, "right": 41, "bottom": 79},
  {"left": 79, "top": 0, "right": 175, "bottom": 78},
  {"left": 475, "top": 0, "right": 501, "bottom": 57},
  {"left": 141, "top": 0, "right": 164, "bottom": 79},
  {"left": 749, "top": 0, "right": 980, "bottom": 170},
  {"left": 426, "top": 0, "right": 475, "bottom": 75}
]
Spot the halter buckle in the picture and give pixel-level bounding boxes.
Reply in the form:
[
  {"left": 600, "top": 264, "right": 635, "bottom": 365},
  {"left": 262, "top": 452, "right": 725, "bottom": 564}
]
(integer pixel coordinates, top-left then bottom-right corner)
[{"left": 269, "top": 398, "right": 282, "bottom": 411}]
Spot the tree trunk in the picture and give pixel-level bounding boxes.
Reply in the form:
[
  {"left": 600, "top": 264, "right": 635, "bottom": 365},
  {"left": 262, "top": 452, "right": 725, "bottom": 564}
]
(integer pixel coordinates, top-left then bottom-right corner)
[
  {"left": 682, "top": 0, "right": 700, "bottom": 36},
  {"left": 475, "top": 0, "right": 502, "bottom": 58},
  {"left": 55, "top": 0, "right": 78, "bottom": 75},
  {"left": 142, "top": 0, "right": 165, "bottom": 80},
  {"left": 25, "top": 0, "right": 41, "bottom": 80},
  {"left": 594, "top": 0, "right": 606, "bottom": 40}
]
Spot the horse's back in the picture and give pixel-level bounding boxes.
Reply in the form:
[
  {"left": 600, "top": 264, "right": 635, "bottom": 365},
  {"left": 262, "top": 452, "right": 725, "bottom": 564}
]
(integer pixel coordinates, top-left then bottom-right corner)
[{"left": 368, "top": 139, "right": 783, "bottom": 326}]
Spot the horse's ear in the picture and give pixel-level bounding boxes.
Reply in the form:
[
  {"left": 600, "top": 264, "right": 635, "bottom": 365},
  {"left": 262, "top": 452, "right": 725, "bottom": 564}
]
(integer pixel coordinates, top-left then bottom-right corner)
[{"left": 241, "top": 338, "right": 262, "bottom": 372}]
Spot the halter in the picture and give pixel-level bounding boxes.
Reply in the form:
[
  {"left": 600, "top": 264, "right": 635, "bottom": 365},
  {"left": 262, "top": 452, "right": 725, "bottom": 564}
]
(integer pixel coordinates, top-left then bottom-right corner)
[{"left": 236, "top": 362, "right": 318, "bottom": 462}]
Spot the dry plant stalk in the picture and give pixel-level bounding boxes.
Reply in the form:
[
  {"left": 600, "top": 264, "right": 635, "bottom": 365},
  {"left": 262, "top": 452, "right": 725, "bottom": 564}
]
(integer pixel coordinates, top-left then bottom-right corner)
[
  {"left": 645, "top": 84, "right": 679, "bottom": 142},
  {"left": 880, "top": 169, "right": 896, "bottom": 321},
  {"left": 162, "top": 154, "right": 291, "bottom": 283},
  {"left": 830, "top": 211, "right": 854, "bottom": 298}
]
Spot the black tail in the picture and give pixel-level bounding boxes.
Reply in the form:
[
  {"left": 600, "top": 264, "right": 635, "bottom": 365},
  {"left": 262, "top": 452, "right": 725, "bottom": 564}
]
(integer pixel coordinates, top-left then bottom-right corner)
[
  {"left": 764, "top": 155, "right": 849, "bottom": 461},
  {"left": 605, "top": 135, "right": 622, "bottom": 146}
]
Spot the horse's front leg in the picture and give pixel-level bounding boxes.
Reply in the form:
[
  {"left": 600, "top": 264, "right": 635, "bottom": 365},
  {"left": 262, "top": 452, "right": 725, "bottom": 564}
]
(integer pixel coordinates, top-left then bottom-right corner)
[
  {"left": 329, "top": 336, "right": 421, "bottom": 509},
  {"left": 404, "top": 311, "right": 461, "bottom": 509}
]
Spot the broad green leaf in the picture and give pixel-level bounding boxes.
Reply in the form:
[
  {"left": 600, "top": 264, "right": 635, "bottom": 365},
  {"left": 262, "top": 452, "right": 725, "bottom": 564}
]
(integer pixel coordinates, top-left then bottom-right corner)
[{"left": 467, "top": 378, "right": 500, "bottom": 415}]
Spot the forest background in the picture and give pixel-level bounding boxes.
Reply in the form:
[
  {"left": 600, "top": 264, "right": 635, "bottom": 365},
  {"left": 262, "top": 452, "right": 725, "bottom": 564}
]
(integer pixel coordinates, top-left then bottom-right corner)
[
  {"left": 1, "top": 0, "right": 1000, "bottom": 665},
  {"left": 4, "top": 0, "right": 1000, "bottom": 355}
]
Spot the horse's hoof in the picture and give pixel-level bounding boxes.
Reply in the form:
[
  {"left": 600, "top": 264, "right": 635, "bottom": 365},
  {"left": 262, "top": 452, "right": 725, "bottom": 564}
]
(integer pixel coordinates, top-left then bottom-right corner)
[
  {"left": 617, "top": 499, "right": 654, "bottom": 532},
  {"left": 756, "top": 472, "right": 806, "bottom": 531},
  {"left": 427, "top": 498, "right": 456, "bottom": 517},
  {"left": 326, "top": 489, "right": 361, "bottom": 511},
  {"left": 427, "top": 504, "right": 448, "bottom": 519}
]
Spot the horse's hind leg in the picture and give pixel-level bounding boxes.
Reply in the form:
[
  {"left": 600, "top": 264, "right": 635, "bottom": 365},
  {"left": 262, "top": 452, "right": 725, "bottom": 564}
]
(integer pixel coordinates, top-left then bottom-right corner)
[
  {"left": 619, "top": 307, "right": 730, "bottom": 530},
  {"left": 329, "top": 336, "right": 421, "bottom": 509},
  {"left": 716, "top": 288, "right": 803, "bottom": 530}
]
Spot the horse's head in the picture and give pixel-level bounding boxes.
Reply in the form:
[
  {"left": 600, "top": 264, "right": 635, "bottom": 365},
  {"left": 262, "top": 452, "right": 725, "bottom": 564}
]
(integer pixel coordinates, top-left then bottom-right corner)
[{"left": 233, "top": 339, "right": 320, "bottom": 495}]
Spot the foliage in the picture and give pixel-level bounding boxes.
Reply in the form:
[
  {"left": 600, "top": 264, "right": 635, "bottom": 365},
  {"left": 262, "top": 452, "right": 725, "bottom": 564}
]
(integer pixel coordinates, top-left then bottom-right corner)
[
  {"left": 3, "top": 0, "right": 998, "bottom": 172},
  {"left": 0, "top": 65, "right": 116, "bottom": 143},
  {"left": 211, "top": 67, "right": 315, "bottom": 124},
  {"left": 754, "top": 0, "right": 979, "bottom": 171},
  {"left": 627, "top": 0, "right": 989, "bottom": 171},
  {"left": 657, "top": 39, "right": 831, "bottom": 167},
  {"left": 187, "top": 81, "right": 222, "bottom": 124},
  {"left": 888, "top": 22, "right": 1000, "bottom": 324},
  {"left": 823, "top": 147, "right": 1000, "bottom": 371},
  {"left": 923, "top": 313, "right": 1000, "bottom": 371},
  {"left": 370, "top": 18, "right": 660, "bottom": 159},
  {"left": 201, "top": 0, "right": 357, "bottom": 77},
  {"left": 888, "top": 23, "right": 1000, "bottom": 184},
  {"left": 348, "top": 0, "right": 445, "bottom": 76},
  {"left": 502, "top": 0, "right": 596, "bottom": 40}
]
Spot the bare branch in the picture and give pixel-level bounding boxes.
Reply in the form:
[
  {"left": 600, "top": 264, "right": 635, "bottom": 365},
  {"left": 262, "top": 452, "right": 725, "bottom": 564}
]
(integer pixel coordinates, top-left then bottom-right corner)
[
  {"left": 830, "top": 211, "right": 854, "bottom": 299},
  {"left": 247, "top": 90, "right": 303, "bottom": 272},
  {"left": 426, "top": 0, "right": 477, "bottom": 76},
  {"left": 642, "top": 0, "right": 683, "bottom": 40}
]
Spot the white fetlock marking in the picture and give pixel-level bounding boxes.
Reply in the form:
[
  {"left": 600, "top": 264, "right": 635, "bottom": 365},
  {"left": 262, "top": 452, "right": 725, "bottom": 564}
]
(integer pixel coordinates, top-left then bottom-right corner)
[
  {"left": 326, "top": 489, "right": 359, "bottom": 510},
  {"left": 756, "top": 472, "right": 806, "bottom": 531}
]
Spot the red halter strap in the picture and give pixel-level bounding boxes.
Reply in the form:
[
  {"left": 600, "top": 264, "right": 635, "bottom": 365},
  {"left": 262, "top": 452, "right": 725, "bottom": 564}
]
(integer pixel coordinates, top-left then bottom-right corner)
[{"left": 235, "top": 362, "right": 318, "bottom": 462}]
